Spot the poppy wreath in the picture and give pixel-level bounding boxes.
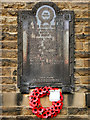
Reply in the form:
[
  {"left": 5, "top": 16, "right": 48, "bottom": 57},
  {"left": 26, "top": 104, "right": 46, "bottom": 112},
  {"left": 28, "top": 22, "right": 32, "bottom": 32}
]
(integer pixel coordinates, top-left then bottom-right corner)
[{"left": 29, "top": 86, "right": 63, "bottom": 118}]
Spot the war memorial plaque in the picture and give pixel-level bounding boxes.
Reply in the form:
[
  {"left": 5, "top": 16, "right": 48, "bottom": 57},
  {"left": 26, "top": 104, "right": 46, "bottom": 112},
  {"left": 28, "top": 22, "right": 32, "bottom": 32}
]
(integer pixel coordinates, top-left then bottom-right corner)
[{"left": 18, "top": 2, "right": 74, "bottom": 93}]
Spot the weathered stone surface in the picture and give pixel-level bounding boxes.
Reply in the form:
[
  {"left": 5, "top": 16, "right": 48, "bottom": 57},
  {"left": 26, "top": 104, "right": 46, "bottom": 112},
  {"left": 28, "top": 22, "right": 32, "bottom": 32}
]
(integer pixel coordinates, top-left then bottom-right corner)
[
  {"left": 75, "top": 59, "right": 84, "bottom": 67},
  {"left": 75, "top": 11, "right": 88, "bottom": 18},
  {"left": 2, "top": 3, "right": 26, "bottom": 9},
  {"left": 2, "top": 77, "right": 17, "bottom": 84},
  {"left": 75, "top": 76, "right": 90, "bottom": 84},
  {"left": 2, "top": 85, "right": 16, "bottom": 92},
  {"left": 2, "top": 68, "right": 11, "bottom": 76},
  {"left": 75, "top": 68, "right": 90, "bottom": 76},
  {"left": 76, "top": 34, "right": 90, "bottom": 40},
  {"left": 84, "top": 59, "right": 90, "bottom": 67},
  {"left": 75, "top": 18, "right": 89, "bottom": 25},
  {"left": 2, "top": 107, "right": 22, "bottom": 115},
  {"left": 85, "top": 27, "right": 90, "bottom": 33},
  {"left": 68, "top": 108, "right": 88, "bottom": 115},
  {"left": 70, "top": 3, "right": 88, "bottom": 10},
  {"left": 26, "top": 2, "right": 36, "bottom": 9},
  {"left": 75, "top": 25, "right": 83, "bottom": 33},
  {"left": 12, "top": 69, "right": 17, "bottom": 76},
  {"left": 2, "top": 25, "right": 17, "bottom": 32},
  {"left": 67, "top": 93, "right": 85, "bottom": 107},
  {"left": 75, "top": 51, "right": 90, "bottom": 58},
  {"left": 2, "top": 50, "right": 17, "bottom": 58},
  {"left": 2, "top": 59, "right": 17, "bottom": 67},
  {"left": 2, "top": 9, "right": 17, "bottom": 16},
  {"left": 75, "top": 85, "right": 89, "bottom": 93},
  {"left": 75, "top": 42, "right": 83, "bottom": 50},
  {"left": 1, "top": 116, "right": 89, "bottom": 120},
  {"left": 2, "top": 117, "right": 16, "bottom": 120},
  {"left": 2, "top": 17, "right": 17, "bottom": 24},
  {"left": 2, "top": 33, "right": 17, "bottom": 41},
  {"left": 2, "top": 93, "right": 29, "bottom": 107},
  {"left": 2, "top": 42, "right": 17, "bottom": 49},
  {"left": 83, "top": 42, "right": 90, "bottom": 51}
]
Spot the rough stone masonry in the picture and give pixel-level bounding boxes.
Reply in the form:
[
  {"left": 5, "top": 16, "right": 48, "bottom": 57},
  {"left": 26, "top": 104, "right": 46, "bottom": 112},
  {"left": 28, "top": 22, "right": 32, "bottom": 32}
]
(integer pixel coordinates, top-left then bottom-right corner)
[{"left": 0, "top": 0, "right": 90, "bottom": 120}]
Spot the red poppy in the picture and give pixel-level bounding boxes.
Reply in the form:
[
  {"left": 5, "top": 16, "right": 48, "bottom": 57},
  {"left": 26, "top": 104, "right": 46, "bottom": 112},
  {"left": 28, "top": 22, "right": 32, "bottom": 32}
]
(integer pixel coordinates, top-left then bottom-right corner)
[
  {"left": 38, "top": 88, "right": 44, "bottom": 97},
  {"left": 43, "top": 86, "right": 48, "bottom": 93},
  {"left": 30, "top": 101, "right": 38, "bottom": 107},
  {"left": 32, "top": 107, "right": 38, "bottom": 114},
  {"left": 34, "top": 92, "right": 39, "bottom": 97},
  {"left": 54, "top": 106, "right": 60, "bottom": 113},
  {"left": 34, "top": 88, "right": 39, "bottom": 93},
  {"left": 46, "top": 110, "right": 51, "bottom": 117},
  {"left": 47, "top": 86, "right": 52, "bottom": 95},
  {"left": 42, "top": 111, "right": 48, "bottom": 118},
  {"left": 29, "top": 95, "right": 34, "bottom": 101},
  {"left": 49, "top": 105, "right": 55, "bottom": 111},
  {"left": 53, "top": 101, "right": 61, "bottom": 107},
  {"left": 51, "top": 109, "right": 55, "bottom": 115},
  {"left": 38, "top": 107, "right": 45, "bottom": 113},
  {"left": 53, "top": 112, "right": 58, "bottom": 117},
  {"left": 30, "top": 91, "right": 35, "bottom": 96},
  {"left": 32, "top": 96, "right": 38, "bottom": 102},
  {"left": 36, "top": 113, "right": 42, "bottom": 118}
]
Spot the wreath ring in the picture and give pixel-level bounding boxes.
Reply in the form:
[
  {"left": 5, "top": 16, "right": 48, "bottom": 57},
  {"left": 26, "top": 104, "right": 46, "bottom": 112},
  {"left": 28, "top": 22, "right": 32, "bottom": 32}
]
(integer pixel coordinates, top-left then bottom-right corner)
[{"left": 29, "top": 86, "right": 63, "bottom": 118}]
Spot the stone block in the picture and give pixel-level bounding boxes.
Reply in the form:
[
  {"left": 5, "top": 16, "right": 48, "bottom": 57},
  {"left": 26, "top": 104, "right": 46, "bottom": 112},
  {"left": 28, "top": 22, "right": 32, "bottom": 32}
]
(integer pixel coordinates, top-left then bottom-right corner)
[
  {"left": 26, "top": 2, "right": 36, "bottom": 9},
  {"left": 2, "top": 85, "right": 16, "bottom": 92},
  {"left": 2, "top": 59, "right": 17, "bottom": 67},
  {"left": 75, "top": 76, "right": 90, "bottom": 84},
  {"left": 85, "top": 27, "right": 90, "bottom": 33},
  {"left": 2, "top": 9, "right": 17, "bottom": 16},
  {"left": 75, "top": 25, "right": 83, "bottom": 33},
  {"left": 76, "top": 34, "right": 89, "bottom": 40},
  {"left": 2, "top": 3, "right": 26, "bottom": 9},
  {"left": 67, "top": 93, "right": 85, "bottom": 107},
  {"left": 2, "top": 77, "right": 17, "bottom": 84},
  {"left": 2, "top": 68, "right": 11, "bottom": 76},
  {"left": 2, "top": 25, "right": 17, "bottom": 32},
  {"left": 70, "top": 3, "right": 88, "bottom": 10},
  {"left": 2, "top": 17, "right": 17, "bottom": 24},
  {"left": 75, "top": 68, "right": 90, "bottom": 76},
  {"left": 75, "top": 51, "right": 90, "bottom": 58},
  {"left": 2, "top": 41, "right": 17, "bottom": 49},
  {"left": 2, "top": 50, "right": 17, "bottom": 58},
  {"left": 2, "top": 33, "right": 17, "bottom": 41},
  {"left": 84, "top": 59, "right": 90, "bottom": 67},
  {"left": 75, "top": 59, "right": 84, "bottom": 67},
  {"left": 56, "top": 2, "right": 70, "bottom": 10},
  {"left": 75, "top": 85, "right": 89, "bottom": 93},
  {"left": 2, "top": 93, "right": 29, "bottom": 107},
  {"left": 83, "top": 42, "right": 89, "bottom": 51}
]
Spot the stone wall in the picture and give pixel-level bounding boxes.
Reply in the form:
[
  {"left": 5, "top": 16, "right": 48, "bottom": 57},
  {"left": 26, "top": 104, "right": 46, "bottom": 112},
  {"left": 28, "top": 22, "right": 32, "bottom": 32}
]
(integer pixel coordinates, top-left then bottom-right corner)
[{"left": 0, "top": 1, "right": 90, "bottom": 120}]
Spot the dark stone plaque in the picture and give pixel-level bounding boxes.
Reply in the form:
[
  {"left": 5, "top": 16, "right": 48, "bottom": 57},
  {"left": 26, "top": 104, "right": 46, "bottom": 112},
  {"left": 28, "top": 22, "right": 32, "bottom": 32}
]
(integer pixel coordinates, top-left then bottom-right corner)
[{"left": 18, "top": 2, "right": 74, "bottom": 93}]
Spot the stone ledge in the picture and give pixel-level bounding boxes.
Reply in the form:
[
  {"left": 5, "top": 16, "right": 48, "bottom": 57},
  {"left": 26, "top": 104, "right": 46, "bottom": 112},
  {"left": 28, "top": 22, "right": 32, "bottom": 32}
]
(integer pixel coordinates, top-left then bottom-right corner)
[
  {"left": 1, "top": 115, "right": 89, "bottom": 120},
  {"left": 68, "top": 108, "right": 88, "bottom": 115}
]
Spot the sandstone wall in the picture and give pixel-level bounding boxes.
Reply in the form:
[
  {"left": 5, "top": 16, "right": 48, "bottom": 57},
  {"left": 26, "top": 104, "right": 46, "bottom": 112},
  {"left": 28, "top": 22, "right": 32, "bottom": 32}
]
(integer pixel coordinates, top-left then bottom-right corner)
[{"left": 0, "top": 1, "right": 90, "bottom": 120}]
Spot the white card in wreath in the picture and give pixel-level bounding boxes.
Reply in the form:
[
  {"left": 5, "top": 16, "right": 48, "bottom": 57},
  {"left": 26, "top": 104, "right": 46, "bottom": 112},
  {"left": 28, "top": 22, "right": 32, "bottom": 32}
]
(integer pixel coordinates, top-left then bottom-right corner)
[{"left": 49, "top": 90, "right": 60, "bottom": 102}]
